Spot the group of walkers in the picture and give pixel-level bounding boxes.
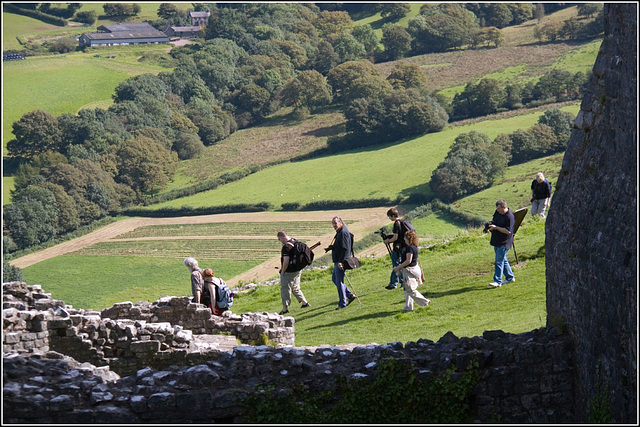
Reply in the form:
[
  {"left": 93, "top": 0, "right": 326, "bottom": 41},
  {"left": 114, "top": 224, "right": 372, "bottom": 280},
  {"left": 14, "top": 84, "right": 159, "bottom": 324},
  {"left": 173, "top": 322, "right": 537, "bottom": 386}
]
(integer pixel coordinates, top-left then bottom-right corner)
[{"left": 184, "top": 172, "right": 552, "bottom": 316}]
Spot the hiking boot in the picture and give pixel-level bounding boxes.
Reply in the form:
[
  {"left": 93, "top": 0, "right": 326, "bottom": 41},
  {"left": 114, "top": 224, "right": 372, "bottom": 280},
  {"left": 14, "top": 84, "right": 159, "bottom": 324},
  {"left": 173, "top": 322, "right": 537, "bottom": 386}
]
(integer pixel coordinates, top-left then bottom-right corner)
[
  {"left": 347, "top": 295, "right": 357, "bottom": 305},
  {"left": 489, "top": 282, "right": 502, "bottom": 288},
  {"left": 385, "top": 284, "right": 397, "bottom": 290},
  {"left": 279, "top": 309, "right": 289, "bottom": 315},
  {"left": 301, "top": 302, "right": 310, "bottom": 308}
]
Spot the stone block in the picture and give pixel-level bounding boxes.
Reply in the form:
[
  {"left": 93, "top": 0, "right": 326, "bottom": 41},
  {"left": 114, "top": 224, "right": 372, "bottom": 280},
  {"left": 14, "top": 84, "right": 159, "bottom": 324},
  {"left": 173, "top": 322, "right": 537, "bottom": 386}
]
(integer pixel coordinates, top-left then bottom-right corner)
[
  {"left": 56, "top": 409, "right": 95, "bottom": 424},
  {"left": 31, "top": 321, "right": 47, "bottom": 332},
  {"left": 4, "top": 333, "right": 21, "bottom": 344},
  {"left": 21, "top": 332, "right": 38, "bottom": 341},
  {"left": 130, "top": 340, "right": 160, "bottom": 354},
  {"left": 95, "top": 406, "right": 135, "bottom": 424},
  {"left": 176, "top": 390, "right": 213, "bottom": 413},
  {"left": 147, "top": 392, "right": 176, "bottom": 410},
  {"left": 48, "top": 319, "right": 73, "bottom": 329},
  {"left": 130, "top": 395, "right": 147, "bottom": 413}
]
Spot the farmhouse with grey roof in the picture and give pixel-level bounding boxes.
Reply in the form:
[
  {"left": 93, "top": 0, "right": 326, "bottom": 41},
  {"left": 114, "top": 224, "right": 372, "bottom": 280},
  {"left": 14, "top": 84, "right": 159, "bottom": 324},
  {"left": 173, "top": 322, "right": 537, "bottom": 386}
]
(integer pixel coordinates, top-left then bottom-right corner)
[
  {"left": 79, "top": 22, "right": 168, "bottom": 47},
  {"left": 165, "top": 25, "right": 202, "bottom": 38},
  {"left": 189, "top": 10, "right": 210, "bottom": 27}
]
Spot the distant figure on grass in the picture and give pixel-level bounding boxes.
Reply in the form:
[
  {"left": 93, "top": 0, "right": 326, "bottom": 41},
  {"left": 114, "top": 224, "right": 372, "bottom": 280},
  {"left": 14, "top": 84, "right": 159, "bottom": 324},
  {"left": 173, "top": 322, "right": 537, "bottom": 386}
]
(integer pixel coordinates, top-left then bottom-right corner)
[
  {"left": 201, "top": 268, "right": 227, "bottom": 316},
  {"left": 488, "top": 199, "right": 516, "bottom": 288},
  {"left": 327, "top": 216, "right": 357, "bottom": 310},
  {"left": 393, "top": 230, "right": 430, "bottom": 311},
  {"left": 277, "top": 230, "right": 310, "bottom": 315},
  {"left": 530, "top": 172, "right": 552, "bottom": 218},
  {"left": 383, "top": 207, "right": 414, "bottom": 290},
  {"left": 183, "top": 256, "right": 204, "bottom": 304}
]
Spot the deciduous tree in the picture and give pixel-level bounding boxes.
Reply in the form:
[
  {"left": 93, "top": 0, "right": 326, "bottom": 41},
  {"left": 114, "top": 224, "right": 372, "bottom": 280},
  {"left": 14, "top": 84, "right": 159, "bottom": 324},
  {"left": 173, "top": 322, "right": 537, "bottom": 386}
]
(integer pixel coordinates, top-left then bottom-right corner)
[
  {"left": 386, "top": 62, "right": 427, "bottom": 90},
  {"left": 7, "top": 110, "right": 63, "bottom": 159},
  {"left": 115, "top": 136, "right": 177, "bottom": 196},
  {"left": 379, "top": 3, "right": 411, "bottom": 20},
  {"left": 381, "top": 24, "right": 412, "bottom": 60}
]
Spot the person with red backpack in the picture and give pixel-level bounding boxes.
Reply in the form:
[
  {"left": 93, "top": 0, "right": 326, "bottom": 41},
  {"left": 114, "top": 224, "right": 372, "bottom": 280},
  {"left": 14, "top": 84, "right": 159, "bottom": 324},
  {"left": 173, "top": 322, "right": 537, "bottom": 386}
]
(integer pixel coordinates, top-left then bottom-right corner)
[
  {"left": 383, "top": 208, "right": 415, "bottom": 290},
  {"left": 277, "top": 231, "right": 311, "bottom": 315}
]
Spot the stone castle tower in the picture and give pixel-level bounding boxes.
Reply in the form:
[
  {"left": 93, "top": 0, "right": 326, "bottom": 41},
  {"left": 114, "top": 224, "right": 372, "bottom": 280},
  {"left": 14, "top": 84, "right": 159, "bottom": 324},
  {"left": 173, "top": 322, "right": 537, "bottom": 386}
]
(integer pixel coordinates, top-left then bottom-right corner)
[{"left": 546, "top": 3, "right": 637, "bottom": 423}]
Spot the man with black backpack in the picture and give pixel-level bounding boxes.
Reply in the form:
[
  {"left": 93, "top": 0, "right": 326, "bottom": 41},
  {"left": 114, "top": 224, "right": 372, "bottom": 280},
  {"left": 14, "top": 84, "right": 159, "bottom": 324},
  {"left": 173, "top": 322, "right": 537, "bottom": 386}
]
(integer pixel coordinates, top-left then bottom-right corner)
[
  {"left": 383, "top": 208, "right": 415, "bottom": 290},
  {"left": 277, "top": 231, "right": 310, "bottom": 315}
]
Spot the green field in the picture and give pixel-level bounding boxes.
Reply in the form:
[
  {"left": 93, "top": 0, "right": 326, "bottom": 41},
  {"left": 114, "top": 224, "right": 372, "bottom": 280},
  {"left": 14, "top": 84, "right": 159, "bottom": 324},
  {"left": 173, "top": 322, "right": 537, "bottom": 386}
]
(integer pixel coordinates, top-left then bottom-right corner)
[
  {"left": 232, "top": 219, "right": 547, "bottom": 346},
  {"left": 550, "top": 39, "right": 602, "bottom": 74},
  {"left": 150, "top": 104, "right": 578, "bottom": 210},
  {"left": 77, "top": 239, "right": 283, "bottom": 260},
  {"left": 22, "top": 255, "right": 260, "bottom": 310},
  {"left": 115, "top": 221, "right": 338, "bottom": 239},
  {"left": 2, "top": 11, "right": 64, "bottom": 51}
]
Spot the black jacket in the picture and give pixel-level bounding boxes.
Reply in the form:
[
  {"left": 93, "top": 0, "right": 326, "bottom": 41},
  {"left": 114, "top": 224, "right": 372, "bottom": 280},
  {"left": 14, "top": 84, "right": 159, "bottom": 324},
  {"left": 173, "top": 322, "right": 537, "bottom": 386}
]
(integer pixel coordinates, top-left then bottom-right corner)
[
  {"left": 490, "top": 209, "right": 515, "bottom": 249},
  {"left": 331, "top": 224, "right": 352, "bottom": 263}
]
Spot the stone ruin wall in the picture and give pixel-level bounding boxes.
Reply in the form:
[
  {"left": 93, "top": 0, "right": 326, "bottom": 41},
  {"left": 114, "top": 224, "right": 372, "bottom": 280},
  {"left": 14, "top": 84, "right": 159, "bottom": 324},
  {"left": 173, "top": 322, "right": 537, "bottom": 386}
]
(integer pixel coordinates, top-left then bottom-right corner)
[
  {"left": 545, "top": 3, "right": 637, "bottom": 423},
  {"left": 3, "top": 280, "right": 574, "bottom": 423},
  {"left": 3, "top": 282, "right": 294, "bottom": 376}
]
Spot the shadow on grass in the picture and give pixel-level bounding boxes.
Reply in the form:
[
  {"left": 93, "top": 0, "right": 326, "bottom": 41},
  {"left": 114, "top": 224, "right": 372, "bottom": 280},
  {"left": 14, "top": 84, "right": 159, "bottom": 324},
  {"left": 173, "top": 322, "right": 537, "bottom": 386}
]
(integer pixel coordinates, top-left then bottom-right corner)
[
  {"left": 423, "top": 285, "right": 492, "bottom": 299},
  {"left": 305, "top": 309, "right": 399, "bottom": 330},
  {"left": 302, "top": 123, "right": 344, "bottom": 139}
]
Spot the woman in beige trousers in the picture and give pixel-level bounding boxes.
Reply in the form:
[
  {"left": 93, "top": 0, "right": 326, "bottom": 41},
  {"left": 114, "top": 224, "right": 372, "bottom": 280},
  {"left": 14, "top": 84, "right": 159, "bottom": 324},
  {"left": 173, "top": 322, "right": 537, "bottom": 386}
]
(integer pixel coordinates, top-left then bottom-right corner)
[{"left": 393, "top": 230, "right": 430, "bottom": 311}]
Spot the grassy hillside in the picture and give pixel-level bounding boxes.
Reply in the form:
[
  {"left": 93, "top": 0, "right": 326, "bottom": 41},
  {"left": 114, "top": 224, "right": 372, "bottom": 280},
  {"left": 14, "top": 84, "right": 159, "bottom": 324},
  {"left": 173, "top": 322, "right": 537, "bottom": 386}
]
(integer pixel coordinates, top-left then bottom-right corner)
[
  {"left": 232, "top": 219, "right": 547, "bottom": 346},
  {"left": 150, "top": 104, "right": 578, "bottom": 210},
  {"left": 501, "top": 5, "right": 588, "bottom": 47},
  {"left": 164, "top": 107, "right": 346, "bottom": 191}
]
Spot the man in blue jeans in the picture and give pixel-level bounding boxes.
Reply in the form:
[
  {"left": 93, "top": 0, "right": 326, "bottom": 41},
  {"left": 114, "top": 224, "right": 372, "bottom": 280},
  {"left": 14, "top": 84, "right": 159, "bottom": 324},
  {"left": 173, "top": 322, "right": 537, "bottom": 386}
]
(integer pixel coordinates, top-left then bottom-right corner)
[
  {"left": 488, "top": 199, "right": 515, "bottom": 288},
  {"left": 329, "top": 216, "right": 357, "bottom": 309},
  {"left": 382, "top": 207, "right": 412, "bottom": 290}
]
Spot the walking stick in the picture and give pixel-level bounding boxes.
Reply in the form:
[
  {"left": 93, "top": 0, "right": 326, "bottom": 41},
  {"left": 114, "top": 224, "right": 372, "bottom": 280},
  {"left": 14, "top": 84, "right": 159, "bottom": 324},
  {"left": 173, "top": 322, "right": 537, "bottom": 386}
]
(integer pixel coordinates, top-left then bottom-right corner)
[{"left": 344, "top": 271, "right": 362, "bottom": 305}]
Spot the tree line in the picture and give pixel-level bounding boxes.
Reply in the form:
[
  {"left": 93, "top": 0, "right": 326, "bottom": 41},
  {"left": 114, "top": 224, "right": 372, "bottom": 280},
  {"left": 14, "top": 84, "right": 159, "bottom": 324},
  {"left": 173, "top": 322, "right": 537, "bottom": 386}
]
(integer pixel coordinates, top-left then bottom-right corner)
[{"left": 450, "top": 69, "right": 589, "bottom": 121}]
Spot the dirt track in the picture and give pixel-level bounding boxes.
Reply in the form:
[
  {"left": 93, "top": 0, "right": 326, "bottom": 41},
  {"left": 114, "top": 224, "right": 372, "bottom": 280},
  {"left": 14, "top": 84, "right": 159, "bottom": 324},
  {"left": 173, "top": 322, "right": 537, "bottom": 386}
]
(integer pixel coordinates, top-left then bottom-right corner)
[{"left": 9, "top": 208, "right": 394, "bottom": 286}]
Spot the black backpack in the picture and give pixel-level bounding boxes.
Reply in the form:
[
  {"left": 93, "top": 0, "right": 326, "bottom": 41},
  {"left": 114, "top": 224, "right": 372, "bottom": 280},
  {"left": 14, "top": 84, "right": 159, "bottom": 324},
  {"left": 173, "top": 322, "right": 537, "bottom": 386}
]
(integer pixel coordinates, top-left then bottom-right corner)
[
  {"left": 286, "top": 239, "right": 315, "bottom": 272},
  {"left": 394, "top": 219, "right": 415, "bottom": 250}
]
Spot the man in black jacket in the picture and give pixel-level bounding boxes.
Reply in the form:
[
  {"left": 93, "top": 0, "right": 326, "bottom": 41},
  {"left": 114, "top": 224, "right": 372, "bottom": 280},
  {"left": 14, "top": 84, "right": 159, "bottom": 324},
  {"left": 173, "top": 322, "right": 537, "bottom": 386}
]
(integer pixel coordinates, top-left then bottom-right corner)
[
  {"left": 330, "top": 216, "right": 357, "bottom": 310},
  {"left": 530, "top": 172, "right": 552, "bottom": 218}
]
